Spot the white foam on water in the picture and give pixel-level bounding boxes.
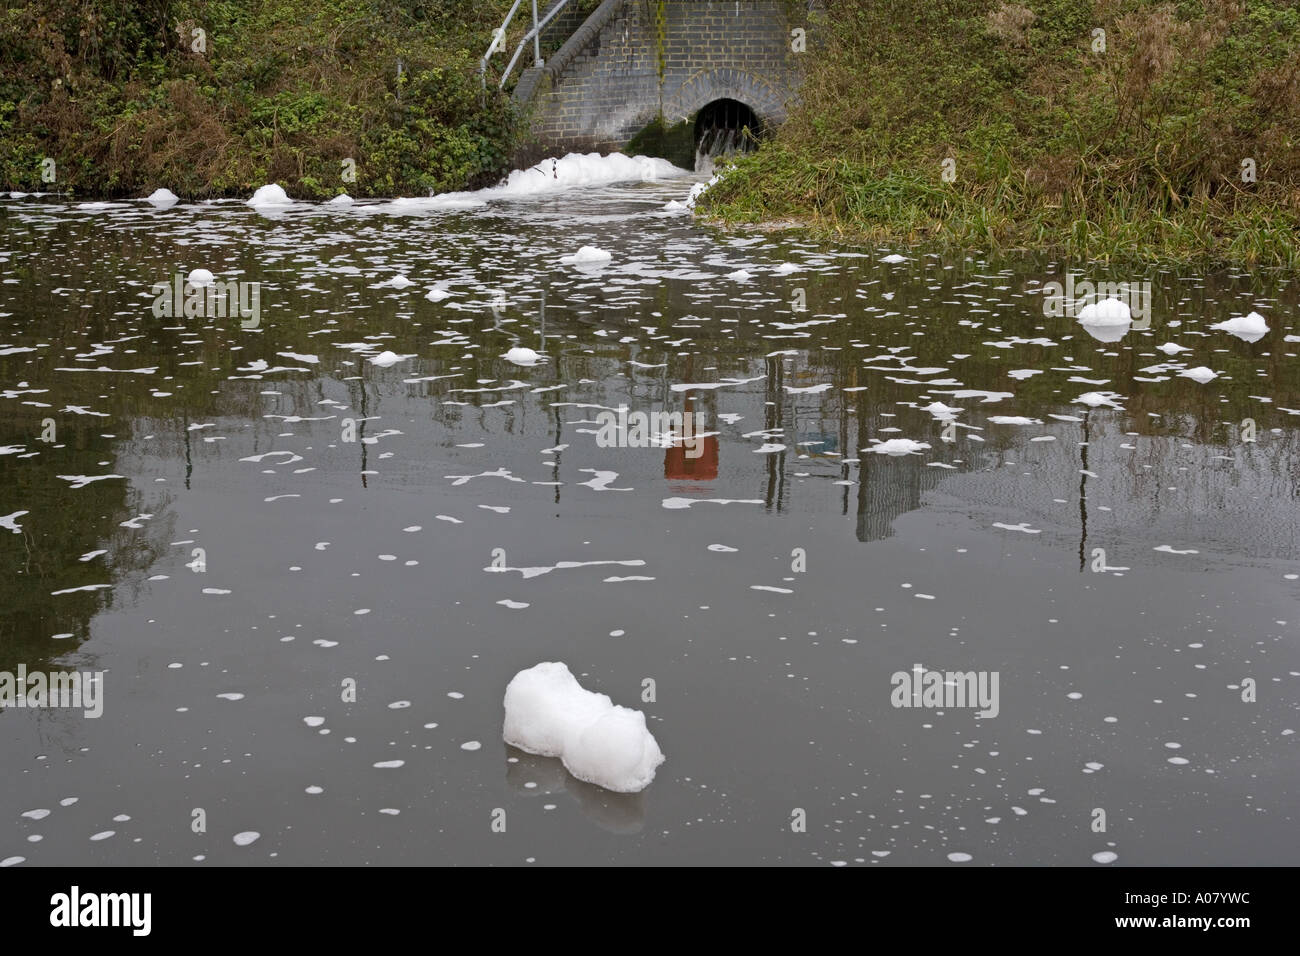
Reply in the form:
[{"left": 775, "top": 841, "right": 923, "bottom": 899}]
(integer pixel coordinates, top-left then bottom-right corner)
[
  {"left": 504, "top": 346, "right": 543, "bottom": 366},
  {"left": 786, "top": 383, "right": 832, "bottom": 394},
  {"left": 1076, "top": 298, "right": 1132, "bottom": 326},
  {"left": 578, "top": 469, "right": 631, "bottom": 491},
  {"left": 866, "top": 438, "right": 930, "bottom": 455},
  {"left": 662, "top": 497, "right": 763, "bottom": 509},
  {"left": 561, "top": 246, "right": 612, "bottom": 266},
  {"left": 494, "top": 153, "right": 687, "bottom": 199},
  {"left": 51, "top": 584, "right": 112, "bottom": 596},
  {"left": 503, "top": 662, "right": 664, "bottom": 793},
  {"left": 247, "top": 184, "right": 292, "bottom": 207},
  {"left": 684, "top": 175, "right": 720, "bottom": 209},
  {"left": 935, "top": 389, "right": 1014, "bottom": 403},
  {"left": 1072, "top": 391, "right": 1125, "bottom": 409},
  {"left": 1, "top": 511, "right": 28, "bottom": 534},
  {"left": 922, "top": 402, "right": 962, "bottom": 419},
  {"left": 1178, "top": 366, "right": 1218, "bottom": 383},
  {"left": 391, "top": 153, "right": 686, "bottom": 216},
  {"left": 58, "top": 474, "right": 125, "bottom": 489},
  {"left": 994, "top": 522, "right": 1041, "bottom": 534},
  {"left": 1210, "top": 311, "right": 1268, "bottom": 342},
  {"left": 670, "top": 374, "right": 765, "bottom": 392}
]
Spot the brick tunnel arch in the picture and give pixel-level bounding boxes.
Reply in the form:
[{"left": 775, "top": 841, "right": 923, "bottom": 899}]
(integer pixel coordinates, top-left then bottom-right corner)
[
  {"left": 662, "top": 68, "right": 790, "bottom": 133},
  {"left": 514, "top": 1, "right": 804, "bottom": 162}
]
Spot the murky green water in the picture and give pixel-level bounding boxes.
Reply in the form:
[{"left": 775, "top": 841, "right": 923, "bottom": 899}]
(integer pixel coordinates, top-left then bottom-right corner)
[{"left": 1, "top": 176, "right": 1297, "bottom": 866}]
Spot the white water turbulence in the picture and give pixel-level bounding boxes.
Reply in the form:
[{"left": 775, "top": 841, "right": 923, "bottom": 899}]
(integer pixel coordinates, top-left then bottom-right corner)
[
  {"left": 390, "top": 153, "right": 690, "bottom": 213},
  {"left": 503, "top": 662, "right": 665, "bottom": 793},
  {"left": 695, "top": 127, "right": 744, "bottom": 176}
]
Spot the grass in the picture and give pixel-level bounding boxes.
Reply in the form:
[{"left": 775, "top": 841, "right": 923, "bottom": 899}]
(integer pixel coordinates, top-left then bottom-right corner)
[{"left": 701, "top": 0, "right": 1300, "bottom": 265}]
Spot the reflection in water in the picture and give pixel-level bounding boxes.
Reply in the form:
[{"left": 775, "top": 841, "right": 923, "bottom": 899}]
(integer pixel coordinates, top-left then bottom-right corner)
[
  {"left": 505, "top": 746, "right": 646, "bottom": 834},
  {"left": 1079, "top": 411, "right": 1090, "bottom": 572},
  {"left": 665, "top": 434, "right": 718, "bottom": 481}
]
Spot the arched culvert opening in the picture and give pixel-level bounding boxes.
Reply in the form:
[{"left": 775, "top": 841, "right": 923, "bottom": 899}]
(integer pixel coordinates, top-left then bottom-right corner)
[{"left": 693, "top": 99, "right": 763, "bottom": 173}]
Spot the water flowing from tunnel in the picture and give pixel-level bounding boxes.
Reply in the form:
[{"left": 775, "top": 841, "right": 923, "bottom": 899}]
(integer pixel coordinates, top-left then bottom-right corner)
[
  {"left": 693, "top": 99, "right": 761, "bottom": 174},
  {"left": 694, "top": 126, "right": 741, "bottom": 175}
]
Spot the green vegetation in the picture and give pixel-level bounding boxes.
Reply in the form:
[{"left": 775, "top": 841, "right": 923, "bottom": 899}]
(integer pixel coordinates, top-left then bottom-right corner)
[
  {"left": 0, "top": 0, "right": 525, "bottom": 198},
  {"left": 702, "top": 0, "right": 1300, "bottom": 264}
]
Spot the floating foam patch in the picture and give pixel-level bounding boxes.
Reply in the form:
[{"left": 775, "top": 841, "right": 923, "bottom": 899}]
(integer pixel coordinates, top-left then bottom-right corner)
[{"left": 503, "top": 662, "right": 664, "bottom": 793}]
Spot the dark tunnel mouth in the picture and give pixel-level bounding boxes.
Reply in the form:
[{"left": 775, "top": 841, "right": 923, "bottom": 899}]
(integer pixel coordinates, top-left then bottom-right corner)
[{"left": 693, "top": 98, "right": 764, "bottom": 155}]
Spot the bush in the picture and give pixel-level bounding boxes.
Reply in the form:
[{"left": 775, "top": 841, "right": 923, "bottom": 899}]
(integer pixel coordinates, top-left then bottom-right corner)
[{"left": 0, "top": 0, "right": 520, "bottom": 198}]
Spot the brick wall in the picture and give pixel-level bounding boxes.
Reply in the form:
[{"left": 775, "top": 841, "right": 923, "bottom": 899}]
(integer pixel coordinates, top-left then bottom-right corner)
[{"left": 516, "top": 0, "right": 809, "bottom": 155}]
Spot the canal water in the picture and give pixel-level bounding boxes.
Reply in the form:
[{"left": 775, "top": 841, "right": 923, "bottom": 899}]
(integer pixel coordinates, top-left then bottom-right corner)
[{"left": 1, "top": 160, "right": 1297, "bottom": 865}]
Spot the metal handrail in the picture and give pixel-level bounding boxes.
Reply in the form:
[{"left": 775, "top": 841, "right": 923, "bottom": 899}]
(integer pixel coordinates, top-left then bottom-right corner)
[
  {"left": 480, "top": 0, "right": 576, "bottom": 94},
  {"left": 499, "top": 0, "right": 574, "bottom": 89},
  {"left": 480, "top": 0, "right": 524, "bottom": 93}
]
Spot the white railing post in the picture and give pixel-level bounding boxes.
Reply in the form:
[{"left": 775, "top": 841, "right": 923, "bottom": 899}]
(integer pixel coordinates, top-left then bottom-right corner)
[
  {"left": 533, "top": 0, "right": 542, "bottom": 66},
  {"left": 481, "top": 0, "right": 525, "bottom": 95}
]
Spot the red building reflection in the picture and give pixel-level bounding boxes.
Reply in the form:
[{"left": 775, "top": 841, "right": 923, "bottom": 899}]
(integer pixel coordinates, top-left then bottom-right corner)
[{"left": 664, "top": 435, "right": 718, "bottom": 480}]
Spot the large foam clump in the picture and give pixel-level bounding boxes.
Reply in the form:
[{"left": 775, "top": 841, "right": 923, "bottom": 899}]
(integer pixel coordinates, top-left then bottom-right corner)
[
  {"left": 503, "top": 662, "right": 665, "bottom": 793},
  {"left": 247, "top": 184, "right": 293, "bottom": 207},
  {"left": 489, "top": 152, "right": 686, "bottom": 199},
  {"left": 1210, "top": 311, "right": 1269, "bottom": 342},
  {"left": 392, "top": 153, "right": 688, "bottom": 214},
  {"left": 1076, "top": 297, "right": 1132, "bottom": 325}
]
